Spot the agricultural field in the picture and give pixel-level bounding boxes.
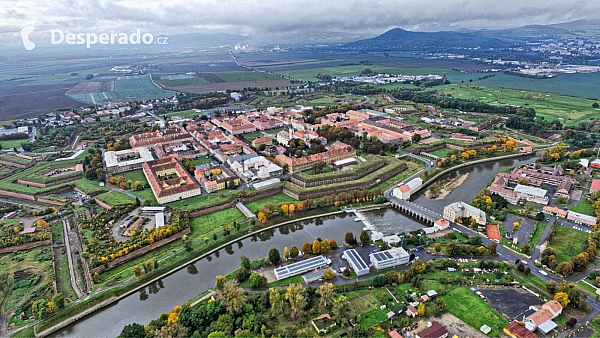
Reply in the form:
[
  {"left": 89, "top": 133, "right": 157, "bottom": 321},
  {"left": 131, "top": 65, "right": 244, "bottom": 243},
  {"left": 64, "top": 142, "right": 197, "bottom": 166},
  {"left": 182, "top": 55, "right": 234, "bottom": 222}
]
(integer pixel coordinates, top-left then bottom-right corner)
[
  {"left": 547, "top": 226, "right": 590, "bottom": 263},
  {"left": 446, "top": 72, "right": 600, "bottom": 100},
  {"left": 66, "top": 75, "right": 175, "bottom": 105},
  {"left": 436, "top": 84, "right": 600, "bottom": 126},
  {"left": 94, "top": 191, "right": 136, "bottom": 207}
]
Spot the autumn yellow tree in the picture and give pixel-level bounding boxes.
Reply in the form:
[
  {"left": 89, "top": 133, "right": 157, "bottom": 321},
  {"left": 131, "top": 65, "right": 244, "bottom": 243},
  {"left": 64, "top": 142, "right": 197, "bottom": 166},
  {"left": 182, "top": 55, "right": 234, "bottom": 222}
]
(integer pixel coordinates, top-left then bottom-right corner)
[
  {"left": 554, "top": 292, "right": 570, "bottom": 307},
  {"left": 288, "top": 204, "right": 295, "bottom": 216},
  {"left": 36, "top": 219, "right": 49, "bottom": 228},
  {"left": 257, "top": 212, "right": 267, "bottom": 224},
  {"left": 312, "top": 240, "right": 321, "bottom": 255},
  {"left": 417, "top": 302, "right": 426, "bottom": 316},
  {"left": 281, "top": 204, "right": 289, "bottom": 216}
]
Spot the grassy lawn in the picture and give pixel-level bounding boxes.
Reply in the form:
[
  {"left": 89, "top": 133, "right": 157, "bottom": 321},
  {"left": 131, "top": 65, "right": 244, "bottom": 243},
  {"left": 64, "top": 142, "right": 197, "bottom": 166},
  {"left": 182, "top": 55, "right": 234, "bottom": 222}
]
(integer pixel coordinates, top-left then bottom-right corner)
[
  {"left": 264, "top": 128, "right": 284, "bottom": 135},
  {"left": 569, "top": 199, "right": 595, "bottom": 216},
  {"left": 427, "top": 147, "right": 454, "bottom": 158},
  {"left": 528, "top": 220, "right": 547, "bottom": 246},
  {"left": 267, "top": 275, "right": 304, "bottom": 287},
  {"left": 129, "top": 188, "right": 157, "bottom": 204},
  {"left": 359, "top": 308, "right": 389, "bottom": 329},
  {"left": 242, "top": 132, "right": 263, "bottom": 143},
  {"left": 547, "top": 226, "right": 590, "bottom": 263},
  {"left": 73, "top": 178, "right": 109, "bottom": 195},
  {"left": 590, "top": 315, "right": 600, "bottom": 338},
  {"left": 94, "top": 191, "right": 136, "bottom": 207},
  {"left": 168, "top": 191, "right": 238, "bottom": 211},
  {"left": 189, "top": 208, "right": 245, "bottom": 241},
  {"left": 191, "top": 157, "right": 216, "bottom": 166},
  {"left": 244, "top": 193, "right": 298, "bottom": 214},
  {"left": 0, "top": 138, "right": 29, "bottom": 150},
  {"left": 118, "top": 170, "right": 148, "bottom": 184},
  {"left": 302, "top": 165, "right": 335, "bottom": 175},
  {"left": 215, "top": 71, "right": 281, "bottom": 82},
  {"left": 575, "top": 280, "right": 599, "bottom": 299},
  {"left": 441, "top": 286, "right": 508, "bottom": 337},
  {"left": 437, "top": 84, "right": 600, "bottom": 126}
]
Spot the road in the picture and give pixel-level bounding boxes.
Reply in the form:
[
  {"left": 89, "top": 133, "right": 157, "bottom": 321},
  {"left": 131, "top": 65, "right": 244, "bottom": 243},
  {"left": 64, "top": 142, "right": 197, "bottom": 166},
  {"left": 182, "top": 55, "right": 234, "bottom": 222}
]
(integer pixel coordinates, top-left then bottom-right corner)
[{"left": 63, "top": 220, "right": 84, "bottom": 298}]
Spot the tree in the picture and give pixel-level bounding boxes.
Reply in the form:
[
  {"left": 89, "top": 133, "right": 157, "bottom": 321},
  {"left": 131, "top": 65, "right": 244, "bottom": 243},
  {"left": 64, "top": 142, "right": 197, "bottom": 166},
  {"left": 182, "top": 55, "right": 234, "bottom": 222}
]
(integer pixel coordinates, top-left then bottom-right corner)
[
  {"left": 330, "top": 239, "right": 338, "bottom": 249},
  {"left": 215, "top": 275, "right": 227, "bottom": 290},
  {"left": 249, "top": 272, "right": 264, "bottom": 288},
  {"left": 345, "top": 232, "right": 355, "bottom": 245},
  {"left": 133, "top": 265, "right": 143, "bottom": 278},
  {"left": 285, "top": 284, "right": 307, "bottom": 318},
  {"left": 350, "top": 325, "right": 368, "bottom": 338},
  {"left": 558, "top": 261, "right": 574, "bottom": 277},
  {"left": 220, "top": 280, "right": 245, "bottom": 315},
  {"left": 434, "top": 243, "right": 442, "bottom": 254},
  {"left": 257, "top": 212, "right": 267, "bottom": 224},
  {"left": 52, "top": 293, "right": 65, "bottom": 309},
  {"left": 333, "top": 295, "right": 353, "bottom": 326},
  {"left": 546, "top": 281, "right": 557, "bottom": 294},
  {"left": 182, "top": 234, "right": 192, "bottom": 252},
  {"left": 360, "top": 230, "right": 370, "bottom": 244},
  {"left": 317, "top": 282, "right": 335, "bottom": 307},
  {"left": 240, "top": 256, "right": 252, "bottom": 271},
  {"left": 522, "top": 243, "right": 530, "bottom": 255},
  {"left": 118, "top": 323, "right": 146, "bottom": 338},
  {"left": 223, "top": 224, "right": 231, "bottom": 236},
  {"left": 319, "top": 239, "right": 329, "bottom": 254},
  {"left": 302, "top": 242, "right": 311, "bottom": 255},
  {"left": 488, "top": 241, "right": 497, "bottom": 256},
  {"left": 323, "top": 269, "right": 335, "bottom": 280},
  {"left": 312, "top": 240, "right": 321, "bottom": 255},
  {"left": 290, "top": 246, "right": 299, "bottom": 259},
  {"left": 144, "top": 260, "right": 154, "bottom": 273},
  {"left": 554, "top": 292, "right": 570, "bottom": 308},
  {"left": 47, "top": 301, "right": 56, "bottom": 314},
  {"left": 270, "top": 287, "right": 285, "bottom": 317},
  {"left": 412, "top": 133, "right": 421, "bottom": 143},
  {"left": 433, "top": 298, "right": 446, "bottom": 315},
  {"left": 269, "top": 248, "right": 281, "bottom": 265},
  {"left": 283, "top": 247, "right": 290, "bottom": 260},
  {"left": 417, "top": 302, "right": 426, "bottom": 316},
  {"left": 373, "top": 274, "right": 387, "bottom": 287}
]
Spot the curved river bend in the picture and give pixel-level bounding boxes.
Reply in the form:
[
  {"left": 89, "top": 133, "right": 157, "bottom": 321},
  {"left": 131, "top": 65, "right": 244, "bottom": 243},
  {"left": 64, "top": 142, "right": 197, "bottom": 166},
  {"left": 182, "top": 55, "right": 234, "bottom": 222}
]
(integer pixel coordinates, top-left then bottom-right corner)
[{"left": 53, "top": 155, "right": 535, "bottom": 337}]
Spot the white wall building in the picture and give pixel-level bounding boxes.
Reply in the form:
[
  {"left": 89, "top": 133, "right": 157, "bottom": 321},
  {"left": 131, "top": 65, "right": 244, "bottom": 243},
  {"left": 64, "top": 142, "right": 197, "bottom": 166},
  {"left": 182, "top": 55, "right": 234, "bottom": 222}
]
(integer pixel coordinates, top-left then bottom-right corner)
[
  {"left": 342, "top": 249, "right": 370, "bottom": 276},
  {"left": 370, "top": 247, "right": 410, "bottom": 270},
  {"left": 443, "top": 202, "right": 487, "bottom": 225},
  {"left": 514, "top": 184, "right": 549, "bottom": 205}
]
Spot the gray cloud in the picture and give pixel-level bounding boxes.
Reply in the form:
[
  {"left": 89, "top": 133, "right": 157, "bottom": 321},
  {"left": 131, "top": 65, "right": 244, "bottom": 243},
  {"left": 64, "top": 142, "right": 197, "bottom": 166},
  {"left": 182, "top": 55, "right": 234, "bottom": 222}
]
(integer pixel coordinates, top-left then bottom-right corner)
[{"left": 1, "top": 0, "right": 599, "bottom": 42}]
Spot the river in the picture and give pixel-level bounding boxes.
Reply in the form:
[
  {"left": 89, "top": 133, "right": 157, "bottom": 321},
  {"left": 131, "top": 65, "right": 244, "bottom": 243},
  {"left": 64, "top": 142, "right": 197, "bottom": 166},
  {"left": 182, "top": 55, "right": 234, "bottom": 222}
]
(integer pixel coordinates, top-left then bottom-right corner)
[{"left": 52, "top": 155, "right": 535, "bottom": 337}]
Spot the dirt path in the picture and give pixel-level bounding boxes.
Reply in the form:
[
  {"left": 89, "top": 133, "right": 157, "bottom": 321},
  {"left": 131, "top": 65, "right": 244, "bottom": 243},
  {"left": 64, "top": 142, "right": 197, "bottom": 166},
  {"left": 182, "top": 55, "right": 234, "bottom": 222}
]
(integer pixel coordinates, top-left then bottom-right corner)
[{"left": 63, "top": 220, "right": 83, "bottom": 298}]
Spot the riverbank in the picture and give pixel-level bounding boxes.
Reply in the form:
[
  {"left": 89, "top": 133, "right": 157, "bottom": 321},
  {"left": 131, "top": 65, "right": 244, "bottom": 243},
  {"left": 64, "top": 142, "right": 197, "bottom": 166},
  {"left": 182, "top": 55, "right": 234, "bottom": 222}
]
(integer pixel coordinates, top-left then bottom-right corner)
[
  {"left": 29, "top": 204, "right": 387, "bottom": 337},
  {"left": 425, "top": 173, "right": 469, "bottom": 199}
]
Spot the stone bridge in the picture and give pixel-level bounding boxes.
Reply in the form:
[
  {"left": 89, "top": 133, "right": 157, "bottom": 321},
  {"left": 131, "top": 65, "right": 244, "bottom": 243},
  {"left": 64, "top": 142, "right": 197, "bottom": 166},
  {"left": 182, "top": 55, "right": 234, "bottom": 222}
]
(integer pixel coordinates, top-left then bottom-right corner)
[{"left": 388, "top": 197, "right": 442, "bottom": 226}]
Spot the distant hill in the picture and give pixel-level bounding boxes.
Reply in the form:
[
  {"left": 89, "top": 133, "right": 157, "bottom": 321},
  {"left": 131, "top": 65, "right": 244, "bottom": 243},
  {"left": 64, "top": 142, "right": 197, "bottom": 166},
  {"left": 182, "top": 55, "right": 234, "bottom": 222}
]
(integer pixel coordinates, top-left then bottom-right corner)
[
  {"left": 344, "top": 19, "right": 600, "bottom": 50},
  {"left": 343, "top": 28, "right": 513, "bottom": 50}
]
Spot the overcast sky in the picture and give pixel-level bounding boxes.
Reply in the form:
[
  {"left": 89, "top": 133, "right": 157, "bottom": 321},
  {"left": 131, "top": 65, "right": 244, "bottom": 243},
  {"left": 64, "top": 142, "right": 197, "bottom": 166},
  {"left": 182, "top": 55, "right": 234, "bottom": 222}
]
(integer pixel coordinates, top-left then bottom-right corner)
[{"left": 1, "top": 0, "right": 599, "bottom": 45}]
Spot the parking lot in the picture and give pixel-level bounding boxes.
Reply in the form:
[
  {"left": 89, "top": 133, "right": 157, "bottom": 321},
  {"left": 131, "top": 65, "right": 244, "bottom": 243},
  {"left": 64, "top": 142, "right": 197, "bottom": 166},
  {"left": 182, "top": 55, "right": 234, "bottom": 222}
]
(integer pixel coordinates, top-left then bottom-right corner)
[{"left": 503, "top": 214, "right": 535, "bottom": 245}]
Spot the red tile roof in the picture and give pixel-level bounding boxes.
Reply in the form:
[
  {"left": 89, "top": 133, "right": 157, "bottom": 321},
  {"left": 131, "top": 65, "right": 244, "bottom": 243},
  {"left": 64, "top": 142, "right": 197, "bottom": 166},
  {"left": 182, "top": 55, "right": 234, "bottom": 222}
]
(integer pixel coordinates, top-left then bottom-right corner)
[{"left": 504, "top": 321, "right": 538, "bottom": 338}]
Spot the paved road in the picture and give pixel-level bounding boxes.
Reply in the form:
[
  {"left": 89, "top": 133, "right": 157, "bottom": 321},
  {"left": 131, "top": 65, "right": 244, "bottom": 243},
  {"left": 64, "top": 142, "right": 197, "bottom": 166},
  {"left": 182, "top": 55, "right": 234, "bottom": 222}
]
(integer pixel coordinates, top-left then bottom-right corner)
[{"left": 63, "top": 220, "right": 84, "bottom": 298}]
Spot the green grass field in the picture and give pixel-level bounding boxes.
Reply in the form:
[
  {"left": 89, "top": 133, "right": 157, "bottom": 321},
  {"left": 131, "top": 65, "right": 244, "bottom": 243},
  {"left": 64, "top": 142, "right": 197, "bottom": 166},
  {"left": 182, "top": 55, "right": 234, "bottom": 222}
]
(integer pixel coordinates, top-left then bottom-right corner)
[
  {"left": 94, "top": 191, "right": 136, "bottom": 207},
  {"left": 548, "top": 226, "right": 590, "bottom": 263},
  {"left": 0, "top": 139, "right": 29, "bottom": 150},
  {"left": 242, "top": 132, "right": 263, "bottom": 143},
  {"left": 441, "top": 286, "right": 508, "bottom": 337},
  {"left": 427, "top": 147, "right": 454, "bottom": 158},
  {"left": 73, "top": 179, "right": 108, "bottom": 195},
  {"left": 436, "top": 84, "right": 600, "bottom": 126},
  {"left": 119, "top": 170, "right": 148, "bottom": 184},
  {"left": 189, "top": 208, "right": 245, "bottom": 241},
  {"left": 569, "top": 199, "right": 595, "bottom": 216},
  {"left": 191, "top": 157, "right": 215, "bottom": 166},
  {"left": 244, "top": 193, "right": 299, "bottom": 214},
  {"left": 168, "top": 191, "right": 238, "bottom": 211}
]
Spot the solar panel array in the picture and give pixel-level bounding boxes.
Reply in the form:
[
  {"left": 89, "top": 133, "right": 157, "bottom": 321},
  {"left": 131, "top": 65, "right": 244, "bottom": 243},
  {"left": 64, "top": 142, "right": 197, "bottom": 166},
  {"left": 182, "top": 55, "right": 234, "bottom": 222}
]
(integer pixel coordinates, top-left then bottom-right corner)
[
  {"left": 274, "top": 256, "right": 328, "bottom": 280},
  {"left": 372, "top": 251, "right": 393, "bottom": 262},
  {"left": 345, "top": 249, "right": 368, "bottom": 270}
]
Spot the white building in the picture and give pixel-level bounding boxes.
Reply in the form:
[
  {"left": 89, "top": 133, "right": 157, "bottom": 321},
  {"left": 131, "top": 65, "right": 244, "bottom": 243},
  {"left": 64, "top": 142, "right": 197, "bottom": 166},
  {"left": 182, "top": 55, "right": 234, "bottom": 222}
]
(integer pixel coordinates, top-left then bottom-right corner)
[
  {"left": 342, "top": 249, "right": 370, "bottom": 275},
  {"left": 567, "top": 210, "right": 598, "bottom": 226},
  {"left": 371, "top": 231, "right": 384, "bottom": 241},
  {"left": 370, "top": 247, "right": 410, "bottom": 270},
  {"left": 393, "top": 177, "right": 423, "bottom": 200},
  {"left": 514, "top": 184, "right": 549, "bottom": 205},
  {"left": 443, "top": 202, "right": 487, "bottom": 225},
  {"left": 382, "top": 235, "right": 401, "bottom": 246},
  {"left": 104, "top": 147, "right": 154, "bottom": 174}
]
